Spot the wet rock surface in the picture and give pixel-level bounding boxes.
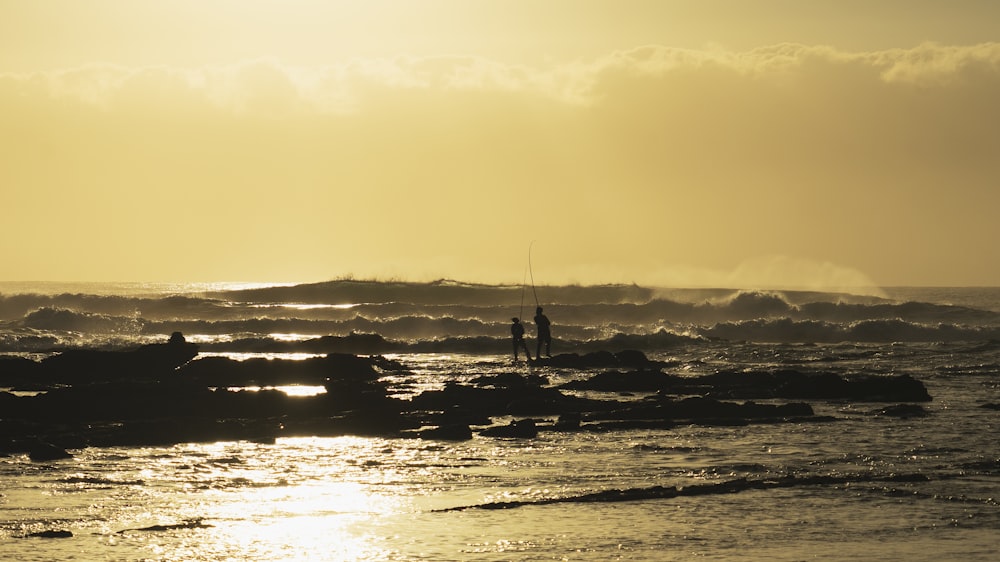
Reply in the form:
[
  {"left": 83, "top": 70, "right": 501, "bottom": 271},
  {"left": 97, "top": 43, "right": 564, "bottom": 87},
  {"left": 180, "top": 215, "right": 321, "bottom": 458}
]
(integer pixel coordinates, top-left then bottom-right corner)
[
  {"left": 0, "top": 345, "right": 934, "bottom": 449},
  {"left": 22, "top": 530, "right": 74, "bottom": 539},
  {"left": 559, "top": 367, "right": 932, "bottom": 402}
]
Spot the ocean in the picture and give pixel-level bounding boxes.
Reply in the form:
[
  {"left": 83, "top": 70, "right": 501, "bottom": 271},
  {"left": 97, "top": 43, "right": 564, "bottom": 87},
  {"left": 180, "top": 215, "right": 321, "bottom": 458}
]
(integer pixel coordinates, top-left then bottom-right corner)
[{"left": 1, "top": 280, "right": 998, "bottom": 561}]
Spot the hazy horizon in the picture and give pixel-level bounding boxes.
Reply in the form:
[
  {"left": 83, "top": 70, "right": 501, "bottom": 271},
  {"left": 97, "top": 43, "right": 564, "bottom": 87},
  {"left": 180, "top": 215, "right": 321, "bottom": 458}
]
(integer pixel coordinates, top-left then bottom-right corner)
[{"left": 4, "top": 1, "right": 999, "bottom": 288}]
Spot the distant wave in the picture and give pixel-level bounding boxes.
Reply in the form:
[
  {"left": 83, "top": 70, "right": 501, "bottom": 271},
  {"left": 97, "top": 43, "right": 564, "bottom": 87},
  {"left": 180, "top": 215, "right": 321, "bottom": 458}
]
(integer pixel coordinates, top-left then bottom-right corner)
[
  {"left": 3, "top": 282, "right": 1000, "bottom": 350},
  {"left": 206, "top": 279, "right": 658, "bottom": 307},
  {"left": 19, "top": 307, "right": 143, "bottom": 334},
  {"left": 0, "top": 293, "right": 226, "bottom": 322},
  {"left": 700, "top": 318, "right": 1000, "bottom": 343},
  {"left": 10, "top": 310, "right": 1000, "bottom": 346}
]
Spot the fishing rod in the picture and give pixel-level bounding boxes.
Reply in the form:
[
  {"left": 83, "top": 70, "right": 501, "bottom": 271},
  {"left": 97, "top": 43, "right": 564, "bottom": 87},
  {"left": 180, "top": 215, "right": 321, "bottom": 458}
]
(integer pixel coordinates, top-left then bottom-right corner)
[
  {"left": 519, "top": 263, "right": 528, "bottom": 321},
  {"left": 528, "top": 240, "right": 539, "bottom": 308}
]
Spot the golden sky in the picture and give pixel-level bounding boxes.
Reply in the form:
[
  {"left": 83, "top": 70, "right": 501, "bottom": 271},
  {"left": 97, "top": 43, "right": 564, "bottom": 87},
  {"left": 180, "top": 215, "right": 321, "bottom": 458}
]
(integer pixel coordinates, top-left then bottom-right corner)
[{"left": 3, "top": 1, "right": 999, "bottom": 288}]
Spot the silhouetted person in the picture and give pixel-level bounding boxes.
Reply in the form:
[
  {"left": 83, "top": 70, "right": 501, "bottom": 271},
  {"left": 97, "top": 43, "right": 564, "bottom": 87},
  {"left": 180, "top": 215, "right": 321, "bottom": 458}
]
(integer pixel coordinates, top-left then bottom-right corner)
[
  {"left": 534, "top": 306, "right": 551, "bottom": 358},
  {"left": 510, "top": 317, "right": 532, "bottom": 361}
]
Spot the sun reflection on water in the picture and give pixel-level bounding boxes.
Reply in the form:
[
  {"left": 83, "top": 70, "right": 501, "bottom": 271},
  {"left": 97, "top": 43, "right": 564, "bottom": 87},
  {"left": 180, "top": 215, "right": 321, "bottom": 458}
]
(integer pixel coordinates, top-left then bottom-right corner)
[
  {"left": 214, "top": 384, "right": 327, "bottom": 397},
  {"left": 124, "top": 437, "right": 411, "bottom": 561},
  {"left": 206, "top": 482, "right": 400, "bottom": 561},
  {"left": 199, "top": 351, "right": 327, "bottom": 362}
]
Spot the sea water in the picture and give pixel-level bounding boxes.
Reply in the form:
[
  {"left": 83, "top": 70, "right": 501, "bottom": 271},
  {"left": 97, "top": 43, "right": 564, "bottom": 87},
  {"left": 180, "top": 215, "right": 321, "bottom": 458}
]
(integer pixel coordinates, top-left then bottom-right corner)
[{"left": 1, "top": 282, "right": 998, "bottom": 561}]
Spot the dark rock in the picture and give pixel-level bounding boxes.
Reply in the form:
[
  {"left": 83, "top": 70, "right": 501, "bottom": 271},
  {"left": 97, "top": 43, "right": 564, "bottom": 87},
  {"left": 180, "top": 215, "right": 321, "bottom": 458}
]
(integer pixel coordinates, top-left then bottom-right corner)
[
  {"left": 554, "top": 412, "right": 582, "bottom": 429},
  {"left": 840, "top": 374, "right": 932, "bottom": 402},
  {"left": 178, "top": 353, "right": 383, "bottom": 387},
  {"left": 678, "top": 369, "right": 932, "bottom": 402},
  {"left": 4, "top": 346, "right": 906, "bottom": 449},
  {"left": 561, "top": 367, "right": 931, "bottom": 403},
  {"left": 38, "top": 338, "right": 199, "bottom": 384},
  {"left": 480, "top": 418, "right": 538, "bottom": 438},
  {"left": 613, "top": 349, "right": 653, "bottom": 367},
  {"left": 0, "top": 356, "right": 42, "bottom": 387},
  {"left": 560, "top": 370, "right": 678, "bottom": 392},
  {"left": 1, "top": 364, "right": 411, "bottom": 447},
  {"left": 437, "top": 405, "right": 492, "bottom": 427},
  {"left": 408, "top": 381, "right": 571, "bottom": 416},
  {"left": 581, "top": 419, "right": 679, "bottom": 431},
  {"left": 470, "top": 372, "right": 548, "bottom": 388},
  {"left": 506, "top": 395, "right": 559, "bottom": 415},
  {"left": 532, "top": 350, "right": 659, "bottom": 369},
  {"left": 869, "top": 404, "right": 929, "bottom": 418},
  {"left": 28, "top": 441, "right": 73, "bottom": 461},
  {"left": 323, "top": 353, "right": 385, "bottom": 380},
  {"left": 532, "top": 351, "right": 616, "bottom": 369},
  {"left": 198, "top": 333, "right": 393, "bottom": 355},
  {"left": 46, "top": 433, "right": 89, "bottom": 450},
  {"left": 587, "top": 397, "right": 814, "bottom": 423},
  {"left": 117, "top": 519, "right": 213, "bottom": 533},
  {"left": 418, "top": 424, "right": 473, "bottom": 441},
  {"left": 338, "top": 404, "right": 417, "bottom": 436},
  {"left": 25, "top": 530, "right": 73, "bottom": 539}
]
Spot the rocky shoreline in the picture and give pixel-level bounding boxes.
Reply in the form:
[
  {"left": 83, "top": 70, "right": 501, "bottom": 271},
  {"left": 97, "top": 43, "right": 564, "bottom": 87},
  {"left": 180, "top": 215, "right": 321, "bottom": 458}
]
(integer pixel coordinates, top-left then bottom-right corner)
[{"left": 0, "top": 336, "right": 932, "bottom": 459}]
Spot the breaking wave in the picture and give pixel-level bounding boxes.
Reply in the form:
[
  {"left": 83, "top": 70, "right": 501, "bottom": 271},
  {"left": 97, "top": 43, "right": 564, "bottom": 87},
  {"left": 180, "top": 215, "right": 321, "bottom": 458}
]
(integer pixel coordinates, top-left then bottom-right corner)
[{"left": 2, "top": 281, "right": 999, "bottom": 351}]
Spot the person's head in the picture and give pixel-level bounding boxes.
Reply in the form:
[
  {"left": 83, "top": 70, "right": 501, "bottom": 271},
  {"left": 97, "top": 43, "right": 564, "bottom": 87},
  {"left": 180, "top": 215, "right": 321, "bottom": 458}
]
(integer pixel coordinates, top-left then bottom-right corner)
[
  {"left": 536, "top": 307, "right": 543, "bottom": 314},
  {"left": 512, "top": 317, "right": 519, "bottom": 323}
]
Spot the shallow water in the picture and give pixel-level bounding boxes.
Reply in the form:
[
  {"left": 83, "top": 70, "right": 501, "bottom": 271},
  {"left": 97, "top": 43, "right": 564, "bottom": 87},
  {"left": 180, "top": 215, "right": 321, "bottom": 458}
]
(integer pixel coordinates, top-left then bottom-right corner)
[{"left": 3, "top": 346, "right": 999, "bottom": 561}]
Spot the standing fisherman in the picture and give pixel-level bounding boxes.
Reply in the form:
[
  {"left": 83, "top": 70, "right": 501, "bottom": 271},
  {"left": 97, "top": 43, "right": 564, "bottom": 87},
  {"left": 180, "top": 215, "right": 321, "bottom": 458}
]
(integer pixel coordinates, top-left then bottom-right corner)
[
  {"left": 511, "top": 317, "right": 532, "bottom": 361},
  {"left": 534, "top": 306, "right": 551, "bottom": 358}
]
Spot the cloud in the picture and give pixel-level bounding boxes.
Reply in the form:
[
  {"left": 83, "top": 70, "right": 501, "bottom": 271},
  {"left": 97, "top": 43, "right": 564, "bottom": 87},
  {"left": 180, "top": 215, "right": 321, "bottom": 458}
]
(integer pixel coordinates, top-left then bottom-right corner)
[
  {"left": 875, "top": 42, "right": 1000, "bottom": 85},
  {"left": 5, "top": 42, "right": 1000, "bottom": 114},
  {"left": 3, "top": 43, "right": 1000, "bottom": 285},
  {"left": 0, "top": 56, "right": 571, "bottom": 115}
]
